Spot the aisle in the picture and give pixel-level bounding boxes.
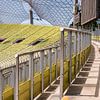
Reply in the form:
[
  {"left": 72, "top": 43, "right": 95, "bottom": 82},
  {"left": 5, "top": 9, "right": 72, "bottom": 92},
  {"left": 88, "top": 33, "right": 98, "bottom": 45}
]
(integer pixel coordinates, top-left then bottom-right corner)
[{"left": 64, "top": 42, "right": 100, "bottom": 100}]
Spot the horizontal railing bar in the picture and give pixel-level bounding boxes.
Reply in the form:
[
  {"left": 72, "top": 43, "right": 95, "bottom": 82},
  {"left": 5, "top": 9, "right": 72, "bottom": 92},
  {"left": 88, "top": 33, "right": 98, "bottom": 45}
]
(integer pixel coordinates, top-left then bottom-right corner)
[
  {"left": 16, "top": 45, "right": 60, "bottom": 57},
  {"left": 60, "top": 27, "right": 92, "bottom": 34}
]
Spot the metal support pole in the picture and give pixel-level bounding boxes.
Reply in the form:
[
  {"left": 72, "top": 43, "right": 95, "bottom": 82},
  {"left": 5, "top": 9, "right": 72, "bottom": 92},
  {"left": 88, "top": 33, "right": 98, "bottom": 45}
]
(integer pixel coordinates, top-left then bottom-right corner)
[
  {"left": 84, "top": 33, "right": 87, "bottom": 49},
  {"left": 29, "top": 0, "right": 33, "bottom": 24},
  {"left": 68, "top": 31, "right": 72, "bottom": 84},
  {"left": 78, "top": 32, "right": 81, "bottom": 69},
  {"left": 86, "top": 34, "right": 89, "bottom": 46},
  {"left": 40, "top": 50, "right": 44, "bottom": 93},
  {"left": 22, "top": 64, "right": 26, "bottom": 81},
  {"left": 11, "top": 67, "right": 15, "bottom": 88},
  {"left": 60, "top": 29, "right": 64, "bottom": 99},
  {"left": 15, "top": 55, "right": 19, "bottom": 100},
  {"left": 29, "top": 53, "right": 34, "bottom": 100},
  {"left": 64, "top": 45, "right": 66, "bottom": 60},
  {"left": 81, "top": 33, "right": 83, "bottom": 51},
  {"left": 48, "top": 48, "right": 52, "bottom": 84},
  {"left": 55, "top": 48, "right": 58, "bottom": 79},
  {"left": 19, "top": 67, "right": 22, "bottom": 82},
  {"left": 30, "top": 9, "right": 33, "bottom": 24},
  {"left": 77, "top": 33, "right": 80, "bottom": 54},
  {"left": 84, "top": 33, "right": 86, "bottom": 61},
  {"left": 0, "top": 70, "right": 3, "bottom": 100},
  {"left": 75, "top": 32, "right": 78, "bottom": 76},
  {"left": 83, "top": 33, "right": 85, "bottom": 50},
  {"left": 90, "top": 34, "right": 92, "bottom": 45}
]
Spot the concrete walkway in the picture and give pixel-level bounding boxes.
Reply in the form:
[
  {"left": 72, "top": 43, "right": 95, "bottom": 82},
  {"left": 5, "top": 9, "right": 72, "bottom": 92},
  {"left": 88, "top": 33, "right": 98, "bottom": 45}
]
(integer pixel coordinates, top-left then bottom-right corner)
[
  {"left": 65, "top": 42, "right": 100, "bottom": 100},
  {"left": 35, "top": 78, "right": 61, "bottom": 100},
  {"left": 35, "top": 41, "right": 100, "bottom": 100}
]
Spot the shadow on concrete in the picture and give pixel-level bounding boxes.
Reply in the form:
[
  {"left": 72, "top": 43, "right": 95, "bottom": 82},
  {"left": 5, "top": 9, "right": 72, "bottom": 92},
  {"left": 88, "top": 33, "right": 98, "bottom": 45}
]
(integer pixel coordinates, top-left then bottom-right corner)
[
  {"left": 37, "top": 93, "right": 51, "bottom": 100},
  {"left": 53, "top": 80, "right": 60, "bottom": 85},
  {"left": 46, "top": 86, "right": 57, "bottom": 92},
  {"left": 72, "top": 78, "right": 87, "bottom": 84},
  {"left": 65, "top": 86, "right": 83, "bottom": 95}
]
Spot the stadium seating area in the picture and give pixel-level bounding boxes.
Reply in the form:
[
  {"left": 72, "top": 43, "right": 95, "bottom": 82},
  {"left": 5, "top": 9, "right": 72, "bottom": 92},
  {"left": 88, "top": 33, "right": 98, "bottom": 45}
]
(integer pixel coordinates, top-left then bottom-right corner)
[
  {"left": 0, "top": 24, "right": 92, "bottom": 100},
  {"left": 0, "top": 24, "right": 67, "bottom": 69}
]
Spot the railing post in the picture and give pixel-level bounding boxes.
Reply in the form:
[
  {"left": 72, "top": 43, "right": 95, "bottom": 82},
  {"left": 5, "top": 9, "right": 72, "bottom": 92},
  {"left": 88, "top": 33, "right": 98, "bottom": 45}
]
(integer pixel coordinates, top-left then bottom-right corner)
[
  {"left": 77, "top": 32, "right": 81, "bottom": 70},
  {"left": 85, "top": 33, "right": 87, "bottom": 48},
  {"left": 79, "top": 33, "right": 82, "bottom": 67},
  {"left": 60, "top": 28, "right": 64, "bottom": 99},
  {"left": 68, "top": 30, "right": 72, "bottom": 84},
  {"left": 11, "top": 67, "right": 16, "bottom": 88},
  {"left": 55, "top": 47, "right": 58, "bottom": 79},
  {"left": 86, "top": 34, "right": 89, "bottom": 46},
  {"left": 90, "top": 34, "right": 92, "bottom": 45},
  {"left": 40, "top": 50, "right": 44, "bottom": 93},
  {"left": 15, "top": 55, "right": 19, "bottom": 100},
  {"left": 22, "top": 64, "right": 26, "bottom": 81},
  {"left": 64, "top": 44, "right": 66, "bottom": 60},
  {"left": 86, "top": 33, "right": 88, "bottom": 47},
  {"left": 0, "top": 70, "right": 3, "bottom": 100},
  {"left": 84, "top": 33, "right": 86, "bottom": 49},
  {"left": 48, "top": 48, "right": 52, "bottom": 84},
  {"left": 81, "top": 33, "right": 83, "bottom": 51},
  {"left": 75, "top": 32, "right": 78, "bottom": 76},
  {"left": 29, "top": 53, "right": 34, "bottom": 100}
]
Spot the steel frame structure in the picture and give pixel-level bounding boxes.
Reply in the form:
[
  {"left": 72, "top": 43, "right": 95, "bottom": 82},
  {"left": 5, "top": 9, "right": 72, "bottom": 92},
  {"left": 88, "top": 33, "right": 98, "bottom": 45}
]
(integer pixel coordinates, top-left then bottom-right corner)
[{"left": 0, "top": 0, "right": 73, "bottom": 26}]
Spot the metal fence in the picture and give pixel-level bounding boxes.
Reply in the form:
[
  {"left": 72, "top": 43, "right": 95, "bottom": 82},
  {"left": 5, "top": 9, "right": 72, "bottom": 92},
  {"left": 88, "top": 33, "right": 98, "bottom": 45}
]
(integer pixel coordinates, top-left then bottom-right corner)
[{"left": 0, "top": 27, "right": 92, "bottom": 100}]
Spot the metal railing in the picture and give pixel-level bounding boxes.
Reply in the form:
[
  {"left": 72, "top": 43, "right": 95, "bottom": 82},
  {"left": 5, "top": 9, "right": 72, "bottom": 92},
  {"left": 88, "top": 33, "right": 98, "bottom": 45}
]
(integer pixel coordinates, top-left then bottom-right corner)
[
  {"left": 60, "top": 27, "right": 91, "bottom": 99},
  {"left": 0, "top": 27, "right": 92, "bottom": 100}
]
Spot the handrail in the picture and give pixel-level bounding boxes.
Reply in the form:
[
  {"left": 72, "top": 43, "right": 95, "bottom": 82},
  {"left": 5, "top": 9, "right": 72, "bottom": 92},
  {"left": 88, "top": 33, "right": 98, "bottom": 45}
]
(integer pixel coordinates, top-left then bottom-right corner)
[
  {"left": 60, "top": 27, "right": 92, "bottom": 34},
  {"left": 0, "top": 27, "right": 92, "bottom": 100}
]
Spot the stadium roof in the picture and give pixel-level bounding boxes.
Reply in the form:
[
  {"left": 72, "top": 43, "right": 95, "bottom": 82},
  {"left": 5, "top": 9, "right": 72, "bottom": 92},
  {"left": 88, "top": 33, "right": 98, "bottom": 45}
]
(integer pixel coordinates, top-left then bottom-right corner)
[{"left": 0, "top": 0, "right": 73, "bottom": 26}]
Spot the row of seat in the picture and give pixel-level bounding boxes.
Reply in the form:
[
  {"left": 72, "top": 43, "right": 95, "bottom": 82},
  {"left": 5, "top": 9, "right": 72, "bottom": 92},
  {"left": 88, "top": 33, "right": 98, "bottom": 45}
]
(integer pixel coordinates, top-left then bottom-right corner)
[{"left": 0, "top": 24, "right": 64, "bottom": 69}]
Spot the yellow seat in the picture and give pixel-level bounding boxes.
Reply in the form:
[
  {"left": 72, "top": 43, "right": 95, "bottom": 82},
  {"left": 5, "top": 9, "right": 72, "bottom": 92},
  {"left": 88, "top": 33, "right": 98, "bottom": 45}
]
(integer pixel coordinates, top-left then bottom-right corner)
[{"left": 62, "top": 96, "right": 69, "bottom": 100}]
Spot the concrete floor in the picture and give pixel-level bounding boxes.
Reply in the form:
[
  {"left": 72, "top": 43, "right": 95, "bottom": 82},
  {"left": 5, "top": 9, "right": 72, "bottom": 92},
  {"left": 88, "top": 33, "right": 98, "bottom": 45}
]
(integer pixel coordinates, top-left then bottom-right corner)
[
  {"left": 64, "top": 41, "right": 100, "bottom": 100},
  {"left": 35, "top": 41, "right": 100, "bottom": 100}
]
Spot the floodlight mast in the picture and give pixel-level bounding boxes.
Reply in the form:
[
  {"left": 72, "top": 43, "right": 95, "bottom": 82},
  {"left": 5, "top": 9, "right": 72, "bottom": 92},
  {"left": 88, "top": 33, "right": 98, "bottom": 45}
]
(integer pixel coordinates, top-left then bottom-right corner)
[
  {"left": 73, "top": 0, "right": 78, "bottom": 27},
  {"left": 29, "top": 0, "right": 33, "bottom": 24}
]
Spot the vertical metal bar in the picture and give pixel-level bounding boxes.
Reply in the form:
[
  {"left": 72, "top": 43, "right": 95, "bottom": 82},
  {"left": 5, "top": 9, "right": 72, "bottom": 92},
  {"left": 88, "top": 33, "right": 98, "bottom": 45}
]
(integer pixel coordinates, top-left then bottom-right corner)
[
  {"left": 79, "top": 33, "right": 82, "bottom": 68},
  {"left": 30, "top": 10, "right": 33, "bottom": 24},
  {"left": 90, "top": 34, "right": 92, "bottom": 45},
  {"left": 85, "top": 33, "right": 87, "bottom": 48},
  {"left": 40, "top": 50, "right": 44, "bottom": 93},
  {"left": 60, "top": 28, "right": 64, "bottom": 99},
  {"left": 29, "top": 53, "right": 34, "bottom": 100},
  {"left": 29, "top": 0, "right": 33, "bottom": 24},
  {"left": 22, "top": 64, "right": 26, "bottom": 81},
  {"left": 12, "top": 67, "right": 16, "bottom": 100},
  {"left": 79, "top": 33, "right": 81, "bottom": 52},
  {"left": 15, "top": 55, "right": 19, "bottom": 100},
  {"left": 64, "top": 44, "right": 66, "bottom": 60},
  {"left": 77, "top": 33, "right": 79, "bottom": 54},
  {"left": 55, "top": 47, "right": 58, "bottom": 79},
  {"left": 19, "top": 67, "right": 22, "bottom": 82},
  {"left": 78, "top": 32, "right": 81, "bottom": 69},
  {"left": 81, "top": 33, "right": 83, "bottom": 51},
  {"left": 83, "top": 33, "right": 85, "bottom": 50},
  {"left": 48, "top": 48, "right": 52, "bottom": 84},
  {"left": 11, "top": 67, "right": 15, "bottom": 88},
  {"left": 75, "top": 32, "right": 78, "bottom": 76},
  {"left": 68, "top": 30, "right": 72, "bottom": 84},
  {"left": 0, "top": 70, "right": 3, "bottom": 100},
  {"left": 84, "top": 33, "right": 86, "bottom": 61},
  {"left": 86, "top": 34, "right": 89, "bottom": 46}
]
